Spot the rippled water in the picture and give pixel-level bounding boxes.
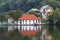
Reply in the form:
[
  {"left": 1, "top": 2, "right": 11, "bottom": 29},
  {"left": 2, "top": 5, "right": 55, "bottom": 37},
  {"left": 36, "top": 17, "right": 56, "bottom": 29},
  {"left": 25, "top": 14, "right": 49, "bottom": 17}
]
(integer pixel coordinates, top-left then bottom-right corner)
[{"left": 0, "top": 24, "right": 58, "bottom": 40}]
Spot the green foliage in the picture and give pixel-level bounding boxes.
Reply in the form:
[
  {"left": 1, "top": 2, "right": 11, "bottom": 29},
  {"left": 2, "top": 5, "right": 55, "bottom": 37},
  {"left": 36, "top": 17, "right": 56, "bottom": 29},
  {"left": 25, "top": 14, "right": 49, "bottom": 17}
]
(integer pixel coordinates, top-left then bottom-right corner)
[
  {"left": 0, "top": 0, "right": 60, "bottom": 12},
  {"left": 0, "top": 14, "right": 7, "bottom": 21},
  {"left": 46, "top": 0, "right": 60, "bottom": 9},
  {"left": 0, "top": 0, "right": 46, "bottom": 12},
  {"left": 48, "top": 8, "right": 60, "bottom": 24},
  {"left": 48, "top": 8, "right": 60, "bottom": 40},
  {"left": 48, "top": 8, "right": 60, "bottom": 35},
  {"left": 51, "top": 8, "right": 60, "bottom": 21},
  {"left": 28, "top": 10, "right": 35, "bottom": 14},
  {"left": 7, "top": 10, "right": 24, "bottom": 20},
  {"left": 0, "top": 10, "right": 24, "bottom": 21}
]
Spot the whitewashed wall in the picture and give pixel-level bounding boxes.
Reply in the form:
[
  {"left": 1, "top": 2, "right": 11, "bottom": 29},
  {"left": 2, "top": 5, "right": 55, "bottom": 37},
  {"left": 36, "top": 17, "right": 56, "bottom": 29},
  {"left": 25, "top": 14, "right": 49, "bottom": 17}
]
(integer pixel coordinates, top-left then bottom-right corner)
[
  {"left": 18, "top": 21, "right": 20, "bottom": 24},
  {"left": 27, "top": 20, "right": 29, "bottom": 24},
  {"left": 42, "top": 12, "right": 46, "bottom": 19},
  {"left": 24, "top": 20, "right": 26, "bottom": 24},
  {"left": 18, "top": 20, "right": 41, "bottom": 31},
  {"left": 18, "top": 20, "right": 41, "bottom": 24},
  {"left": 30, "top": 20, "right": 33, "bottom": 24}
]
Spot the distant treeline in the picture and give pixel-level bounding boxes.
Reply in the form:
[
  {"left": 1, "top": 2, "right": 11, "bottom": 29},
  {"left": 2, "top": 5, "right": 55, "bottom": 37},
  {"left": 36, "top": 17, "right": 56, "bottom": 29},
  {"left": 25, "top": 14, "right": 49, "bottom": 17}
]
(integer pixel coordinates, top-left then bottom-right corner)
[{"left": 0, "top": 0, "right": 60, "bottom": 12}]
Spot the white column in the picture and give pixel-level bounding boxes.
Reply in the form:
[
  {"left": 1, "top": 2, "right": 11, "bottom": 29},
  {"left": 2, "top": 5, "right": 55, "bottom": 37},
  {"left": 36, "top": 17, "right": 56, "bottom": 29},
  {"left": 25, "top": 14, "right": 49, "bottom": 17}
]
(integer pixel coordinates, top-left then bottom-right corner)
[
  {"left": 34, "top": 20, "right": 36, "bottom": 23},
  {"left": 18, "top": 21, "right": 20, "bottom": 24},
  {"left": 21, "top": 20, "right": 23, "bottom": 24},
  {"left": 40, "top": 20, "right": 41, "bottom": 24},
  {"left": 31, "top": 20, "right": 33, "bottom": 24},
  {"left": 24, "top": 20, "right": 26, "bottom": 24},
  {"left": 37, "top": 20, "right": 38, "bottom": 24},
  {"left": 27, "top": 20, "right": 29, "bottom": 24},
  {"left": 22, "top": 20, "right": 24, "bottom": 24}
]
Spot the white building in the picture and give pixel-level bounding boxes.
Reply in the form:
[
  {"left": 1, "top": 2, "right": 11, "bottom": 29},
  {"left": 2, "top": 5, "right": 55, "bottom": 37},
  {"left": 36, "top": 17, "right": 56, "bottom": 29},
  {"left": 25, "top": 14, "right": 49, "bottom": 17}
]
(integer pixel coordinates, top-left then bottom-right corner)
[
  {"left": 8, "top": 17, "right": 14, "bottom": 32},
  {"left": 40, "top": 5, "right": 53, "bottom": 19},
  {"left": 18, "top": 14, "right": 41, "bottom": 31}
]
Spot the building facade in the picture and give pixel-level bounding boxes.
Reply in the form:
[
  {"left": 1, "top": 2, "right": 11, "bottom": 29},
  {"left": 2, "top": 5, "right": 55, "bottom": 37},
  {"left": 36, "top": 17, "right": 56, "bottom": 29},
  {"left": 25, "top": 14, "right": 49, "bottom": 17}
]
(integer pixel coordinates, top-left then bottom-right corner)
[
  {"left": 40, "top": 5, "right": 53, "bottom": 19},
  {"left": 18, "top": 14, "right": 41, "bottom": 36}
]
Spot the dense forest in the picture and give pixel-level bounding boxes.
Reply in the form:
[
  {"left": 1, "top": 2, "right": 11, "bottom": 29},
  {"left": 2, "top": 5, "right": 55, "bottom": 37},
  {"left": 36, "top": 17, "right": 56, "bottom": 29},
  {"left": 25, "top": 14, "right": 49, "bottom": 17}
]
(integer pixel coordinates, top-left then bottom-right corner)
[{"left": 0, "top": 0, "right": 60, "bottom": 12}]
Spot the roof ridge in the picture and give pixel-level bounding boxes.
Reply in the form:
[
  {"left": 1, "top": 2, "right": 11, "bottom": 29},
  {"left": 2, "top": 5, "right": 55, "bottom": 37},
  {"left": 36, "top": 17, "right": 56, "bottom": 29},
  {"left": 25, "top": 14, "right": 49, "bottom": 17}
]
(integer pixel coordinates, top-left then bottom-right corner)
[{"left": 18, "top": 14, "right": 40, "bottom": 20}]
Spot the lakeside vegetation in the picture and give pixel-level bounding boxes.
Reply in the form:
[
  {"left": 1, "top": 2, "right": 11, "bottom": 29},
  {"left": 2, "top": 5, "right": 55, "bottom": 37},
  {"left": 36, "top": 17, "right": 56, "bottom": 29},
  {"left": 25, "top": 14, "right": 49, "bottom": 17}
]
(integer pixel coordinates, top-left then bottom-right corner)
[{"left": 0, "top": 0, "right": 60, "bottom": 40}]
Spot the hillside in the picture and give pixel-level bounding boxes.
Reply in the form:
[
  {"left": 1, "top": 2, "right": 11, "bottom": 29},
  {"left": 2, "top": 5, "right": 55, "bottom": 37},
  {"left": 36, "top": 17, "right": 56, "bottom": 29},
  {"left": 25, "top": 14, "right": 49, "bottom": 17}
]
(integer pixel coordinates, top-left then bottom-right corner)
[{"left": 0, "top": 0, "right": 60, "bottom": 12}]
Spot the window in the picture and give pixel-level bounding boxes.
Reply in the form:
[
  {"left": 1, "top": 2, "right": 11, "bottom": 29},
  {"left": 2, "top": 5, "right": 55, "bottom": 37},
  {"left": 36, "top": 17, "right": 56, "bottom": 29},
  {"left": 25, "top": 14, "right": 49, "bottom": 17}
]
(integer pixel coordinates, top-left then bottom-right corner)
[
  {"left": 29, "top": 20, "right": 30, "bottom": 22},
  {"left": 33, "top": 20, "right": 34, "bottom": 23},
  {"left": 25, "top": 20, "right": 26, "bottom": 22},
  {"left": 23, "top": 20, "right": 24, "bottom": 24},
  {"left": 33, "top": 20, "right": 36, "bottom": 23},
  {"left": 36, "top": 20, "right": 37, "bottom": 23},
  {"left": 20, "top": 20, "right": 21, "bottom": 24},
  {"left": 26, "top": 20, "right": 27, "bottom": 24}
]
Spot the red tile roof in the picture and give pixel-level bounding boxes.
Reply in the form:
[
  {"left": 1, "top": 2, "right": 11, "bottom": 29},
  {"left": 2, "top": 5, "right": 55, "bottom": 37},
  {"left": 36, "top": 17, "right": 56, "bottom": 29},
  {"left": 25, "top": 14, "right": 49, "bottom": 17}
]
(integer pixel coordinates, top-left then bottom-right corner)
[
  {"left": 19, "top": 31, "right": 39, "bottom": 36},
  {"left": 18, "top": 14, "right": 40, "bottom": 20}
]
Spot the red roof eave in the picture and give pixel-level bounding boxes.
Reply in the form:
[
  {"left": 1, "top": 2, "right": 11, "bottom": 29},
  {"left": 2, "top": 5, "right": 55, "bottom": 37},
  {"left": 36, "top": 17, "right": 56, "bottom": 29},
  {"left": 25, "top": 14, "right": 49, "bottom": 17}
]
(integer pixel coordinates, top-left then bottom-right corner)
[{"left": 18, "top": 14, "right": 41, "bottom": 20}]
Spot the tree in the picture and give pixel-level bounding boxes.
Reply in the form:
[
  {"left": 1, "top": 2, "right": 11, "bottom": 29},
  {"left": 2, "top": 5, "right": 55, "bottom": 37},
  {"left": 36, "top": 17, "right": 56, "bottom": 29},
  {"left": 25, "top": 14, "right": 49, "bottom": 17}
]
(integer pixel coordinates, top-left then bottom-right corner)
[
  {"left": 7, "top": 10, "right": 24, "bottom": 20},
  {"left": 28, "top": 10, "right": 35, "bottom": 14},
  {"left": 46, "top": 0, "right": 60, "bottom": 9},
  {"left": 48, "top": 8, "right": 60, "bottom": 31},
  {"left": 51, "top": 8, "right": 60, "bottom": 23},
  {"left": 0, "top": 14, "right": 7, "bottom": 22}
]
